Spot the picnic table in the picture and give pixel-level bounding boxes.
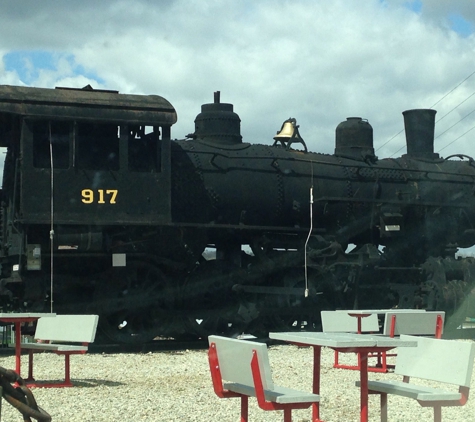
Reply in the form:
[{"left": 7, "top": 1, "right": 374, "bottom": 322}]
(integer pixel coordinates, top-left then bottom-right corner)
[
  {"left": 0, "top": 313, "right": 56, "bottom": 375},
  {"left": 324, "top": 309, "right": 444, "bottom": 372},
  {"left": 269, "top": 331, "right": 417, "bottom": 422}
]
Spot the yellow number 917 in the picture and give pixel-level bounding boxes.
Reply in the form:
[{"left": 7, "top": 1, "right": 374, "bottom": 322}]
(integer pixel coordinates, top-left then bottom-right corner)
[{"left": 81, "top": 189, "right": 118, "bottom": 204}]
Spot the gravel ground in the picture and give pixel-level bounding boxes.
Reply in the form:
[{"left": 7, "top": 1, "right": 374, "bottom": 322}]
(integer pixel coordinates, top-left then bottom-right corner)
[{"left": 0, "top": 341, "right": 473, "bottom": 421}]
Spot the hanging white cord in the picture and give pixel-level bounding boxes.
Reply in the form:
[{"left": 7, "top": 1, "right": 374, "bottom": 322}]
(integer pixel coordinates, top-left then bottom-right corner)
[
  {"left": 304, "top": 163, "right": 314, "bottom": 297},
  {"left": 49, "top": 124, "right": 54, "bottom": 313}
]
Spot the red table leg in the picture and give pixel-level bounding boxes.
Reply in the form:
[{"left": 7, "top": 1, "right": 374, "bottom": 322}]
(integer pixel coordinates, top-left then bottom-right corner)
[
  {"left": 359, "top": 351, "right": 369, "bottom": 422},
  {"left": 357, "top": 316, "right": 362, "bottom": 334},
  {"left": 347, "top": 313, "right": 371, "bottom": 334},
  {"left": 312, "top": 346, "right": 322, "bottom": 422},
  {"left": 14, "top": 322, "right": 22, "bottom": 375}
]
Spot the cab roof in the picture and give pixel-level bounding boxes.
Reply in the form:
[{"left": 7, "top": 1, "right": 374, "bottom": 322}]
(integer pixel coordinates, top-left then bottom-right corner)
[{"left": 0, "top": 84, "right": 177, "bottom": 126}]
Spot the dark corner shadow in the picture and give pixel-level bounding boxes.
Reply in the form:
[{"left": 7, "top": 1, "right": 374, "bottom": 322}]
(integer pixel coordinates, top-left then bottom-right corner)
[
  {"left": 73, "top": 379, "right": 126, "bottom": 387},
  {"left": 33, "top": 379, "right": 126, "bottom": 388}
]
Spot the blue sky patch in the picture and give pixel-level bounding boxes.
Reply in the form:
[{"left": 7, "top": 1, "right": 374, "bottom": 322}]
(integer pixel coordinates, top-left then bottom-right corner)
[
  {"left": 4, "top": 50, "right": 56, "bottom": 83},
  {"left": 3, "top": 50, "right": 104, "bottom": 85},
  {"left": 449, "top": 13, "right": 475, "bottom": 37},
  {"left": 403, "top": 0, "right": 422, "bottom": 14}
]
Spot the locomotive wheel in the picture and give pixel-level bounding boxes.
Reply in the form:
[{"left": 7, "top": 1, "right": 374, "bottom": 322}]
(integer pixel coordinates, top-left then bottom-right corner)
[
  {"left": 182, "top": 262, "right": 247, "bottom": 339},
  {"left": 94, "top": 260, "right": 178, "bottom": 344},
  {"left": 258, "top": 269, "right": 327, "bottom": 333},
  {"left": 265, "top": 295, "right": 321, "bottom": 332}
]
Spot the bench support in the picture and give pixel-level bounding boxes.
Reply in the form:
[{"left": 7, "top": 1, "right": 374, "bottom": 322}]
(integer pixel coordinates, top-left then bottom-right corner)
[
  {"left": 368, "top": 378, "right": 470, "bottom": 422},
  {"left": 25, "top": 349, "right": 85, "bottom": 388},
  {"left": 381, "top": 393, "right": 387, "bottom": 422},
  {"left": 370, "top": 390, "right": 447, "bottom": 422},
  {"left": 250, "top": 351, "right": 312, "bottom": 421},
  {"left": 368, "top": 391, "right": 388, "bottom": 422},
  {"left": 209, "top": 342, "right": 250, "bottom": 422}
]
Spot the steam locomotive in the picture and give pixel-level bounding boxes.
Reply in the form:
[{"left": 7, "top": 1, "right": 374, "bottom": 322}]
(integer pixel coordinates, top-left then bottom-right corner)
[{"left": 0, "top": 84, "right": 474, "bottom": 343}]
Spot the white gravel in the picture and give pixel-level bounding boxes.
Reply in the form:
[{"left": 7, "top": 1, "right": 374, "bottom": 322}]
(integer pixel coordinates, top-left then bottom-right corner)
[{"left": 0, "top": 341, "right": 473, "bottom": 421}]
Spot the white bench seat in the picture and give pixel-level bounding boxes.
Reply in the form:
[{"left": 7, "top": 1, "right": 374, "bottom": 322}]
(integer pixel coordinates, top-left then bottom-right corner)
[
  {"left": 366, "top": 380, "right": 462, "bottom": 402},
  {"left": 208, "top": 335, "right": 320, "bottom": 421},
  {"left": 17, "top": 314, "right": 99, "bottom": 388},
  {"left": 358, "top": 334, "right": 475, "bottom": 422},
  {"left": 21, "top": 343, "right": 88, "bottom": 352},
  {"left": 224, "top": 382, "right": 319, "bottom": 404}
]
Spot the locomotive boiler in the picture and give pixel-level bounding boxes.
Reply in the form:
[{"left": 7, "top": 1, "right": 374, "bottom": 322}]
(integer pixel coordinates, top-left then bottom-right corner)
[{"left": 0, "top": 84, "right": 474, "bottom": 343}]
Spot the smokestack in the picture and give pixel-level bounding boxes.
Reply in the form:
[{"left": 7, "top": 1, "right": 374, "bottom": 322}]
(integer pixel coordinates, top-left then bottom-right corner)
[{"left": 402, "top": 109, "right": 439, "bottom": 159}]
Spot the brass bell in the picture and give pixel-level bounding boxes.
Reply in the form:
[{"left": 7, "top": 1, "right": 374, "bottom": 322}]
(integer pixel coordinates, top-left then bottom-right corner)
[
  {"left": 274, "top": 120, "right": 298, "bottom": 140},
  {"left": 273, "top": 118, "right": 307, "bottom": 152}
]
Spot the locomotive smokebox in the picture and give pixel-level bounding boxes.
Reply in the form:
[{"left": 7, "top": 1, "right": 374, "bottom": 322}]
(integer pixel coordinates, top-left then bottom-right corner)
[
  {"left": 402, "top": 109, "right": 439, "bottom": 159},
  {"left": 194, "top": 91, "right": 242, "bottom": 144},
  {"left": 335, "top": 117, "right": 374, "bottom": 160}
]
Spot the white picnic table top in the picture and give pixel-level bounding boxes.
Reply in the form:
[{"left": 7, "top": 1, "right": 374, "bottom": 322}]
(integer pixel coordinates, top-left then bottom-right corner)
[
  {"left": 0, "top": 313, "right": 56, "bottom": 319},
  {"left": 333, "top": 309, "right": 426, "bottom": 315},
  {"left": 269, "top": 331, "right": 418, "bottom": 348}
]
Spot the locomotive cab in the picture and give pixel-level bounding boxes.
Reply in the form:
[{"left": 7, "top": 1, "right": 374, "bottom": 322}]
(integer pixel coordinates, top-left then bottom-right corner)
[{"left": 0, "top": 85, "right": 177, "bottom": 290}]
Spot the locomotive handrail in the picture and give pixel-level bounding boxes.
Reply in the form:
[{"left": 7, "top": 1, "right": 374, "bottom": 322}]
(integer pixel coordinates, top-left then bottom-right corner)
[
  {"left": 193, "top": 150, "right": 475, "bottom": 181},
  {"left": 444, "top": 154, "right": 474, "bottom": 162},
  {"left": 314, "top": 196, "right": 473, "bottom": 207}
]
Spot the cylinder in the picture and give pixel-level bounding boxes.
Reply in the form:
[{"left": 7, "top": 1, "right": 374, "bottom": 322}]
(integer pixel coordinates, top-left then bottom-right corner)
[{"left": 55, "top": 229, "right": 103, "bottom": 251}]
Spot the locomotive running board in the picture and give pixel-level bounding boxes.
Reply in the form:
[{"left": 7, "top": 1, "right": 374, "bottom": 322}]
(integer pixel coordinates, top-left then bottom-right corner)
[{"left": 232, "top": 284, "right": 322, "bottom": 296}]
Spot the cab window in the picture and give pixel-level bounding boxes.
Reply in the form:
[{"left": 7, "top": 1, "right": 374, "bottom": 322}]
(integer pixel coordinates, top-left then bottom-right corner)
[
  {"left": 32, "top": 121, "right": 70, "bottom": 169},
  {"left": 77, "top": 123, "right": 120, "bottom": 170},
  {"left": 128, "top": 125, "right": 161, "bottom": 172}
]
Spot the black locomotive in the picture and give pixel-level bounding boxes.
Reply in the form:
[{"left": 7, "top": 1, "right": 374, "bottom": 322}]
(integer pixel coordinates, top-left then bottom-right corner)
[{"left": 0, "top": 84, "right": 474, "bottom": 343}]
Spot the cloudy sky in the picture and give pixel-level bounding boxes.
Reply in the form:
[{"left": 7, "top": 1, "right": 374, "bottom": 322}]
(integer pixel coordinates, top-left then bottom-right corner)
[{"left": 1, "top": 0, "right": 475, "bottom": 159}]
